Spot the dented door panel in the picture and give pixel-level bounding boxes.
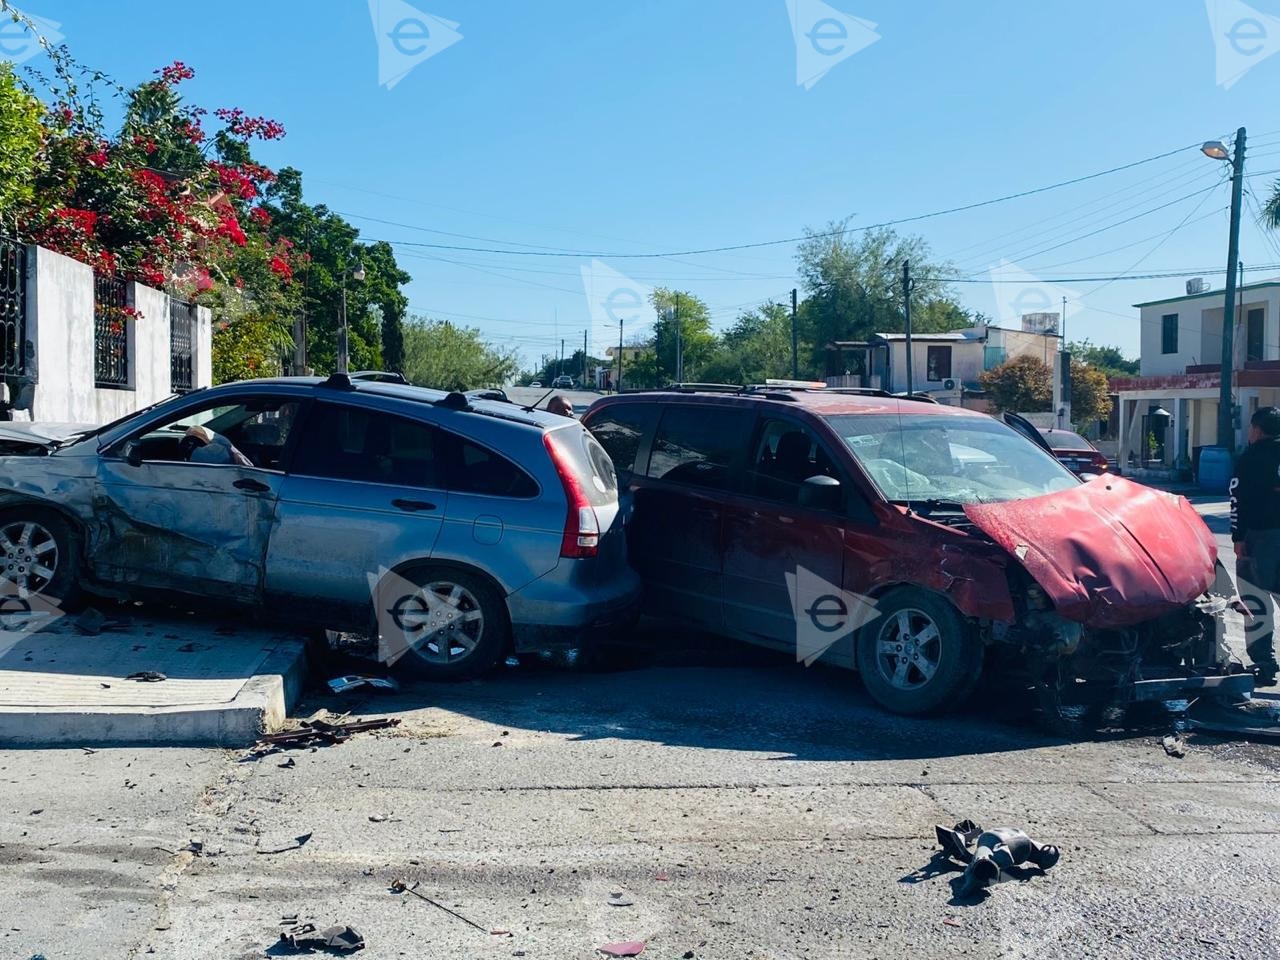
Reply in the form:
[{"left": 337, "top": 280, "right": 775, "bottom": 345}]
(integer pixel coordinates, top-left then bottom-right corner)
[{"left": 93, "top": 459, "right": 281, "bottom": 602}]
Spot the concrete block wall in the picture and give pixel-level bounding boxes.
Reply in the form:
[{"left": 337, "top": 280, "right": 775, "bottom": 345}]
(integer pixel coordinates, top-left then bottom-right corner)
[{"left": 14, "top": 244, "right": 212, "bottom": 424}]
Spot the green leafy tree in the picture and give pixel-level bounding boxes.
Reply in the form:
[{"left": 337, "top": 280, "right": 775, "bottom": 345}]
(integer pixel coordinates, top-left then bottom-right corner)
[
  {"left": 795, "top": 221, "right": 969, "bottom": 374},
  {"left": 1066, "top": 339, "right": 1138, "bottom": 379},
  {"left": 1069, "top": 359, "right": 1112, "bottom": 427},
  {"left": 212, "top": 311, "right": 294, "bottom": 384},
  {"left": 401, "top": 317, "right": 519, "bottom": 390},
  {"left": 1265, "top": 180, "right": 1279, "bottom": 230},
  {"left": 651, "top": 288, "right": 715, "bottom": 381},
  {"left": 979, "top": 354, "right": 1052, "bottom": 413},
  {"left": 0, "top": 63, "right": 42, "bottom": 223},
  {"left": 701, "top": 301, "right": 796, "bottom": 384},
  {"left": 621, "top": 349, "right": 664, "bottom": 389}
]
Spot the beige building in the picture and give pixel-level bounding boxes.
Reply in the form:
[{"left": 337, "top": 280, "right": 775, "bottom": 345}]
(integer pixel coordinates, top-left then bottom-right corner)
[{"left": 1112, "top": 280, "right": 1280, "bottom": 472}]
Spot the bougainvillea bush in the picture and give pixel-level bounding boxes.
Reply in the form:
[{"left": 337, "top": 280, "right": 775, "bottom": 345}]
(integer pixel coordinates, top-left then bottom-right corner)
[{"left": 18, "top": 61, "right": 303, "bottom": 310}]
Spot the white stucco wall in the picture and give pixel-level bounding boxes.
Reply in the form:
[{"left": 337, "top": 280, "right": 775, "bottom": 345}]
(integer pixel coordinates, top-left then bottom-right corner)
[
  {"left": 1138, "top": 285, "right": 1280, "bottom": 376},
  {"left": 14, "top": 244, "right": 212, "bottom": 424}
]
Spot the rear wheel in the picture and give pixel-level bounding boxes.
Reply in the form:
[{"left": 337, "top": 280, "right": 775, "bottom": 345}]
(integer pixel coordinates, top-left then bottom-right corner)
[
  {"left": 0, "top": 507, "right": 79, "bottom": 608},
  {"left": 855, "top": 587, "right": 982, "bottom": 715},
  {"left": 382, "top": 567, "right": 508, "bottom": 681}
]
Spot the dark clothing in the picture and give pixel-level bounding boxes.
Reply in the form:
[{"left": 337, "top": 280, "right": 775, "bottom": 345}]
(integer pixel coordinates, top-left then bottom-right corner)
[{"left": 1230, "top": 437, "right": 1280, "bottom": 543}]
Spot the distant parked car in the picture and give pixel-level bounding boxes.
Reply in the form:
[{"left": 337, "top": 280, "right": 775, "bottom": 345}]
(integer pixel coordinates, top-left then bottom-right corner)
[
  {"left": 0, "top": 375, "right": 639, "bottom": 679},
  {"left": 583, "top": 386, "right": 1241, "bottom": 721},
  {"left": 1038, "top": 427, "right": 1109, "bottom": 476},
  {"left": 552, "top": 376, "right": 575, "bottom": 389},
  {"left": 529, "top": 381, "right": 543, "bottom": 388}
]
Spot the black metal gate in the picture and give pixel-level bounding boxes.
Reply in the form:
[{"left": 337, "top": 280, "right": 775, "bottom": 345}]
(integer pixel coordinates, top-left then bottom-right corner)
[
  {"left": 169, "top": 297, "right": 196, "bottom": 393},
  {"left": 94, "top": 273, "right": 131, "bottom": 388},
  {"left": 0, "top": 237, "right": 27, "bottom": 377}
]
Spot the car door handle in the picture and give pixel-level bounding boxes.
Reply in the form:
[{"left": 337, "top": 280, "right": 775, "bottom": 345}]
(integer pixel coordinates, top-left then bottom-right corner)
[
  {"left": 233, "top": 478, "right": 271, "bottom": 493},
  {"left": 392, "top": 498, "right": 437, "bottom": 513}
]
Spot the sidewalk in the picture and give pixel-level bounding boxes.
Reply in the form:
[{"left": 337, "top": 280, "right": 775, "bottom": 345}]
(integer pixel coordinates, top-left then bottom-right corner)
[{"left": 0, "top": 612, "right": 307, "bottom": 747}]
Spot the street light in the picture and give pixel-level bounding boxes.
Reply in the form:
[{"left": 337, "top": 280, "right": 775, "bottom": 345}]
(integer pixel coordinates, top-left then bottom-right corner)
[
  {"left": 1202, "top": 128, "right": 1246, "bottom": 454},
  {"left": 1201, "top": 140, "right": 1230, "bottom": 161},
  {"left": 337, "top": 256, "right": 365, "bottom": 374}
]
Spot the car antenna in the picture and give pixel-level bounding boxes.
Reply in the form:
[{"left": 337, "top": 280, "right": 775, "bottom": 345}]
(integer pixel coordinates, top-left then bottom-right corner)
[{"left": 522, "top": 386, "right": 556, "bottom": 413}]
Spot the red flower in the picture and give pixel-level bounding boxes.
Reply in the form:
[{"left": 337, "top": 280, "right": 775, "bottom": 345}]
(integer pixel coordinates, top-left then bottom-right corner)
[
  {"left": 269, "top": 255, "right": 293, "bottom": 281},
  {"left": 216, "top": 212, "right": 247, "bottom": 246},
  {"left": 157, "top": 61, "right": 196, "bottom": 85},
  {"left": 250, "top": 207, "right": 271, "bottom": 226},
  {"left": 85, "top": 148, "right": 109, "bottom": 168}
]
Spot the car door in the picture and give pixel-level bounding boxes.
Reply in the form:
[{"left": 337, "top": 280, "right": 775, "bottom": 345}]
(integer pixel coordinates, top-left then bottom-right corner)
[
  {"left": 1002, "top": 412, "right": 1056, "bottom": 454},
  {"left": 627, "top": 403, "right": 752, "bottom": 630},
  {"left": 264, "top": 401, "right": 449, "bottom": 628},
  {"left": 721, "top": 416, "right": 860, "bottom": 656},
  {"left": 93, "top": 395, "right": 303, "bottom": 603}
]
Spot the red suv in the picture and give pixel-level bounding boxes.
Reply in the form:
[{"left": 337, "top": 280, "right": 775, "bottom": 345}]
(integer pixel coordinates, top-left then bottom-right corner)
[{"left": 583, "top": 387, "right": 1246, "bottom": 720}]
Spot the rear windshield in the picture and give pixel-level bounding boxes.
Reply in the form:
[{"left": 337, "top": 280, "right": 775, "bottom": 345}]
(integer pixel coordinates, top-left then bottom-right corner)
[
  {"left": 826, "top": 413, "right": 1078, "bottom": 505},
  {"left": 550, "top": 425, "right": 618, "bottom": 506},
  {"left": 1039, "top": 429, "right": 1095, "bottom": 451}
]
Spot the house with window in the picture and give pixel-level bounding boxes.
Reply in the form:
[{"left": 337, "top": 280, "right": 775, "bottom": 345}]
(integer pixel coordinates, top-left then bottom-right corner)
[
  {"left": 825, "top": 320, "right": 1062, "bottom": 409},
  {"left": 1111, "top": 281, "right": 1280, "bottom": 472},
  {"left": 1, "top": 242, "right": 212, "bottom": 424}
]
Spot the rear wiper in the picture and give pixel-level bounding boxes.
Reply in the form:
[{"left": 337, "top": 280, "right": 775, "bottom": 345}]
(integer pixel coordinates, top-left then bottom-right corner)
[{"left": 894, "top": 498, "right": 970, "bottom": 513}]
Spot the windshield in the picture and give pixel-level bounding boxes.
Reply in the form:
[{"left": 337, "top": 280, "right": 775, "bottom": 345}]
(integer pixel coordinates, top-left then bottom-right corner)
[{"left": 826, "top": 413, "right": 1079, "bottom": 505}]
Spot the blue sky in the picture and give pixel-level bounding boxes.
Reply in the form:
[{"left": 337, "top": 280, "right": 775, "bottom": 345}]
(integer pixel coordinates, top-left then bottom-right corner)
[{"left": 15, "top": 0, "right": 1280, "bottom": 367}]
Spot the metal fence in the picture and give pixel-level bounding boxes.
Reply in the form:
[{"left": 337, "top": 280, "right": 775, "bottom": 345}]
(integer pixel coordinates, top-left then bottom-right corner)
[
  {"left": 169, "top": 297, "right": 196, "bottom": 393},
  {"left": 0, "top": 237, "right": 27, "bottom": 377},
  {"left": 94, "top": 273, "right": 131, "bottom": 388}
]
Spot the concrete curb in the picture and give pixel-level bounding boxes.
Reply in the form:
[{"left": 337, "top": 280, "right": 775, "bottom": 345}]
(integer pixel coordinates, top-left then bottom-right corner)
[{"left": 0, "top": 638, "right": 308, "bottom": 749}]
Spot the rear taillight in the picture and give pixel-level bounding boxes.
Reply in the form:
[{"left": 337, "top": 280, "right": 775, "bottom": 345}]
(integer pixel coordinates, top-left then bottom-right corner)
[{"left": 543, "top": 432, "right": 599, "bottom": 558}]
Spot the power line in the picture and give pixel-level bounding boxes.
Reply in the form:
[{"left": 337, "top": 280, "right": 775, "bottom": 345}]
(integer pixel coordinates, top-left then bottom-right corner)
[{"left": 370, "top": 141, "right": 1204, "bottom": 260}]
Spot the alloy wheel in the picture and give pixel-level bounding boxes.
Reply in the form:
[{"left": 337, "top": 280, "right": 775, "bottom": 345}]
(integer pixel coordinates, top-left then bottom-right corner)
[
  {"left": 0, "top": 520, "right": 59, "bottom": 595},
  {"left": 875, "top": 608, "right": 942, "bottom": 691},
  {"left": 394, "top": 580, "right": 486, "bottom": 664}
]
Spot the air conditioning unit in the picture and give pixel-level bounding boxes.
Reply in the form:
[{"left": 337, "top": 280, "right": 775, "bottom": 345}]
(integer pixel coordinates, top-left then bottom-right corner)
[
  {"left": 943, "top": 378, "right": 958, "bottom": 392},
  {"left": 1186, "top": 277, "right": 1208, "bottom": 295}
]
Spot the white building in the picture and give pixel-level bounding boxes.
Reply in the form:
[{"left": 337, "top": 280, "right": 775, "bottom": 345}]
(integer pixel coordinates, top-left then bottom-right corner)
[
  {"left": 1, "top": 243, "right": 213, "bottom": 424},
  {"left": 1113, "top": 280, "right": 1280, "bottom": 472},
  {"left": 826, "top": 320, "right": 1062, "bottom": 410}
]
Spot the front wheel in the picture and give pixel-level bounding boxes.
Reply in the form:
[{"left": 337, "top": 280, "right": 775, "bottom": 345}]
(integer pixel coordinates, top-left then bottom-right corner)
[
  {"left": 0, "top": 507, "right": 80, "bottom": 608},
  {"left": 854, "top": 587, "right": 982, "bottom": 715},
  {"left": 381, "top": 567, "right": 509, "bottom": 681}
]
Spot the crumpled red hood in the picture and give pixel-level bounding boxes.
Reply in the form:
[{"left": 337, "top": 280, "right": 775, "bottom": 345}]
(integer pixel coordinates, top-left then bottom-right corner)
[{"left": 964, "top": 477, "right": 1217, "bottom": 628}]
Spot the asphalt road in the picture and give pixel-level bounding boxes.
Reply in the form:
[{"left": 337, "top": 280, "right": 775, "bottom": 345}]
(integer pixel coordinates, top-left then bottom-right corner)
[{"left": 3, "top": 496, "right": 1279, "bottom": 960}]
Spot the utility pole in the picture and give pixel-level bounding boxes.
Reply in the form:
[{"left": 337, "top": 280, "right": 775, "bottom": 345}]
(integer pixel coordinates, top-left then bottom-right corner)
[
  {"left": 1219, "top": 126, "right": 1246, "bottom": 452},
  {"left": 674, "top": 293, "right": 683, "bottom": 383},
  {"left": 582, "top": 329, "right": 588, "bottom": 387},
  {"left": 617, "top": 319, "right": 624, "bottom": 392},
  {"left": 559, "top": 338, "right": 565, "bottom": 380},
  {"left": 790, "top": 288, "right": 799, "bottom": 379},
  {"left": 1060, "top": 295, "right": 1071, "bottom": 428},
  {"left": 902, "top": 261, "right": 914, "bottom": 395}
]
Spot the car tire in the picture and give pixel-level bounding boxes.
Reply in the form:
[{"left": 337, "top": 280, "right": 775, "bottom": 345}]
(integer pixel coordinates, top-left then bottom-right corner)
[
  {"left": 383, "top": 566, "right": 509, "bottom": 682},
  {"left": 854, "top": 587, "right": 982, "bottom": 715},
  {"left": 0, "top": 506, "right": 81, "bottom": 609}
]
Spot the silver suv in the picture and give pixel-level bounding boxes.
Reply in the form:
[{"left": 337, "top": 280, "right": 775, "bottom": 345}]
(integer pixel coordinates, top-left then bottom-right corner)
[{"left": 0, "top": 375, "right": 639, "bottom": 679}]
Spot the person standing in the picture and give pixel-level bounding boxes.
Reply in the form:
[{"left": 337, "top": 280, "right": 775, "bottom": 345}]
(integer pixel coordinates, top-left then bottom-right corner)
[{"left": 1231, "top": 406, "right": 1280, "bottom": 685}]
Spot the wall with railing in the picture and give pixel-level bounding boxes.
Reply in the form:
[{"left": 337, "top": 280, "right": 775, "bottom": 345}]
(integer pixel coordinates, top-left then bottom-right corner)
[{"left": 1, "top": 243, "right": 211, "bottom": 424}]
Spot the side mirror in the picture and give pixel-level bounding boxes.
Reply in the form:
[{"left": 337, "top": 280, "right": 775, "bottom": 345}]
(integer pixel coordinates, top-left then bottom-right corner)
[
  {"left": 124, "top": 442, "right": 144, "bottom": 467},
  {"left": 799, "top": 474, "right": 842, "bottom": 511}
]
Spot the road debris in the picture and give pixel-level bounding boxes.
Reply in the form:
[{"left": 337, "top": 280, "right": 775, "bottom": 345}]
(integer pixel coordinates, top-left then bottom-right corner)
[
  {"left": 1162, "top": 734, "right": 1188, "bottom": 758},
  {"left": 247, "top": 717, "right": 401, "bottom": 756},
  {"left": 389, "top": 878, "right": 492, "bottom": 933},
  {"left": 256, "top": 832, "right": 312, "bottom": 855},
  {"left": 599, "top": 941, "right": 645, "bottom": 957},
  {"left": 75, "top": 608, "right": 128, "bottom": 635},
  {"left": 124, "top": 671, "right": 166, "bottom": 683},
  {"left": 607, "top": 891, "right": 635, "bottom": 907},
  {"left": 935, "top": 820, "right": 1061, "bottom": 898},
  {"left": 327, "top": 675, "right": 400, "bottom": 694},
  {"left": 277, "top": 921, "right": 364, "bottom": 954}
]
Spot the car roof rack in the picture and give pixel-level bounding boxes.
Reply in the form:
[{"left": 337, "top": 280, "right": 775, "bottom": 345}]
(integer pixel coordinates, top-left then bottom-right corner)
[
  {"left": 320, "top": 373, "right": 355, "bottom": 391},
  {"left": 663, "top": 382, "right": 744, "bottom": 393},
  {"left": 824, "top": 387, "right": 895, "bottom": 398},
  {"left": 433, "top": 391, "right": 474, "bottom": 411},
  {"left": 350, "top": 370, "right": 409, "bottom": 384}
]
